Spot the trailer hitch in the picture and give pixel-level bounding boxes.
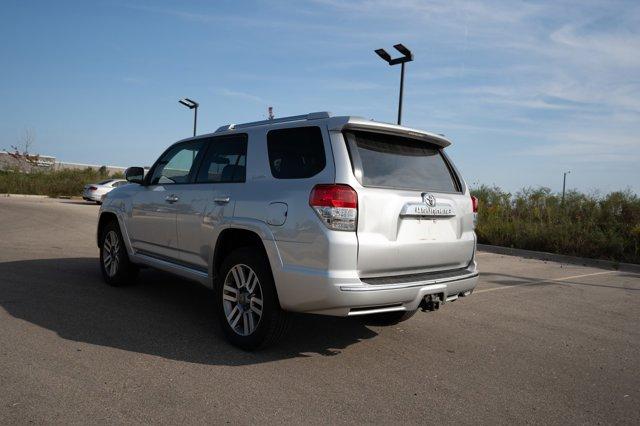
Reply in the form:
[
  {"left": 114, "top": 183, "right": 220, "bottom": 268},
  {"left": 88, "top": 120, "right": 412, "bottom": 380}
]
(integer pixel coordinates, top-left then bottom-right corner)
[{"left": 420, "top": 294, "right": 442, "bottom": 312}]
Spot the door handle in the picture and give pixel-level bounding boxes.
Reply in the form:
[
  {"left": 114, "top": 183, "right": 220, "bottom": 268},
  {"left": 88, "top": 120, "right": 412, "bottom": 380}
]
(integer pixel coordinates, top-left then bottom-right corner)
[
  {"left": 214, "top": 196, "right": 230, "bottom": 204},
  {"left": 165, "top": 194, "right": 179, "bottom": 203}
]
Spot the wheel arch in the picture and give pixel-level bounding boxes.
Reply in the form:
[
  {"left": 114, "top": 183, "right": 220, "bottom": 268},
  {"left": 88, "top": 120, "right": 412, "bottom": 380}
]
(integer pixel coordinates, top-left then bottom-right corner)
[
  {"left": 212, "top": 228, "right": 271, "bottom": 280},
  {"left": 212, "top": 226, "right": 287, "bottom": 312},
  {"left": 97, "top": 210, "right": 135, "bottom": 258},
  {"left": 97, "top": 211, "right": 119, "bottom": 247}
]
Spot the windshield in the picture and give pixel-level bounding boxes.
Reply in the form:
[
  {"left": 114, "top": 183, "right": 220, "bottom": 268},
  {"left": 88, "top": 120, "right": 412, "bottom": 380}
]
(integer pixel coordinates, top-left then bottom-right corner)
[
  {"left": 97, "top": 179, "right": 113, "bottom": 185},
  {"left": 344, "top": 131, "right": 459, "bottom": 192}
]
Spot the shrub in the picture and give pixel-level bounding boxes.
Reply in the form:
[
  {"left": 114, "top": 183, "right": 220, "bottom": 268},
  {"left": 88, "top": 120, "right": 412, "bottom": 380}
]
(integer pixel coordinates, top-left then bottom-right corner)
[
  {"left": 0, "top": 168, "right": 123, "bottom": 198},
  {"left": 471, "top": 185, "right": 640, "bottom": 264}
]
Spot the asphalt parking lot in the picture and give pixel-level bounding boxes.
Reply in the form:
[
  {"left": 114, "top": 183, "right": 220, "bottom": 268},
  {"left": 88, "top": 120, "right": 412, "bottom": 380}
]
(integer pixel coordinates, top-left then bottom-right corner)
[{"left": 1, "top": 197, "right": 638, "bottom": 424}]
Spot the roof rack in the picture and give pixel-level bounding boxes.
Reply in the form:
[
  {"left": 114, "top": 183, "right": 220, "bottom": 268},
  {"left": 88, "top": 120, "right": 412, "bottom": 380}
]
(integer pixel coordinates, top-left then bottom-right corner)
[{"left": 215, "top": 111, "right": 331, "bottom": 133}]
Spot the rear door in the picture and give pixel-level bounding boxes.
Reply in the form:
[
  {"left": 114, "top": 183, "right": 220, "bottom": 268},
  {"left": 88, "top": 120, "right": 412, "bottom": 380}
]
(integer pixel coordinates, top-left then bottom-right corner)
[
  {"left": 343, "top": 130, "right": 475, "bottom": 277},
  {"left": 174, "top": 134, "right": 248, "bottom": 270}
]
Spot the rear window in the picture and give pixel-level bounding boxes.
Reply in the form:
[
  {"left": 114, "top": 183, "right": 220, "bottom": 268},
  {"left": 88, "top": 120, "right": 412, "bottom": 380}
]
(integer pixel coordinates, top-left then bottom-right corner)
[
  {"left": 267, "top": 126, "right": 325, "bottom": 179},
  {"left": 344, "top": 131, "right": 459, "bottom": 192}
]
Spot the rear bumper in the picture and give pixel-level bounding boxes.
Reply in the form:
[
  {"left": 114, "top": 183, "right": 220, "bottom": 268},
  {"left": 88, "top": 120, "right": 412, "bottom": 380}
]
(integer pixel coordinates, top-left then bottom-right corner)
[
  {"left": 274, "top": 262, "right": 479, "bottom": 317},
  {"left": 83, "top": 192, "right": 100, "bottom": 202}
]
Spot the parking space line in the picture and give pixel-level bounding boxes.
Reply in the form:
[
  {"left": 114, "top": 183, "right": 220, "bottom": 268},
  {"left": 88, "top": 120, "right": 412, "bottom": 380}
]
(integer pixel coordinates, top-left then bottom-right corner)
[{"left": 475, "top": 270, "right": 619, "bottom": 294}]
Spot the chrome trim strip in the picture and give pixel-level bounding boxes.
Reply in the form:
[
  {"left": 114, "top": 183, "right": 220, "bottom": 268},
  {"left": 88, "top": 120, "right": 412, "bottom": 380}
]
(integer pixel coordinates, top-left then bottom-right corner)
[
  {"left": 340, "top": 272, "right": 479, "bottom": 292},
  {"left": 347, "top": 306, "right": 407, "bottom": 316}
]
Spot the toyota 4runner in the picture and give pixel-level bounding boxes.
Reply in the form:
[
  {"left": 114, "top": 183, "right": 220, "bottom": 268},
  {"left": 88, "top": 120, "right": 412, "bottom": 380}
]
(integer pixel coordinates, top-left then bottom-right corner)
[{"left": 97, "top": 112, "right": 479, "bottom": 350}]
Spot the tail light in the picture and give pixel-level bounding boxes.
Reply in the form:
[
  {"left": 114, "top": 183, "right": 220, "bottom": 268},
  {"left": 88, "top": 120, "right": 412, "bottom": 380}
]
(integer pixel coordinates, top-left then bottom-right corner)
[
  {"left": 309, "top": 184, "right": 358, "bottom": 231},
  {"left": 89, "top": 186, "right": 98, "bottom": 191},
  {"left": 471, "top": 196, "right": 479, "bottom": 213}
]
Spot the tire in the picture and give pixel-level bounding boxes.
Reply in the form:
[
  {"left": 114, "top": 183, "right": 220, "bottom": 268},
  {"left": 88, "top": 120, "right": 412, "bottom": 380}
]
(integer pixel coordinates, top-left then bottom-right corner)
[
  {"left": 99, "top": 220, "right": 138, "bottom": 286},
  {"left": 215, "top": 247, "right": 290, "bottom": 350},
  {"left": 364, "top": 309, "right": 417, "bottom": 326}
]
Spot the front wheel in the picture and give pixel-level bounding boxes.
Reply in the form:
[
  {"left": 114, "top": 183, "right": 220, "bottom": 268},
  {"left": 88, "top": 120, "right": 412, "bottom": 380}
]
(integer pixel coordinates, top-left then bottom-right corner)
[
  {"left": 216, "top": 247, "right": 289, "bottom": 350},
  {"left": 99, "top": 221, "right": 138, "bottom": 286}
]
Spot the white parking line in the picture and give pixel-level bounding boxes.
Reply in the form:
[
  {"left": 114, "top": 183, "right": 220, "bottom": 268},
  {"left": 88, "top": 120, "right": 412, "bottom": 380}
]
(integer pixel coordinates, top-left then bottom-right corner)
[{"left": 475, "top": 270, "right": 619, "bottom": 294}]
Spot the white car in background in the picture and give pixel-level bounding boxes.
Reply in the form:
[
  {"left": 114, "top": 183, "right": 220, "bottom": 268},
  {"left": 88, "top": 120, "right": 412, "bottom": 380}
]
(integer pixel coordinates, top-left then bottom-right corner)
[{"left": 82, "top": 179, "right": 128, "bottom": 204}]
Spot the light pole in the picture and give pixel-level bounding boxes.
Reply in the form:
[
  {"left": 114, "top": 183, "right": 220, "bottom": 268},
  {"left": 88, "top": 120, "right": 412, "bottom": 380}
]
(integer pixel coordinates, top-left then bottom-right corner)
[
  {"left": 562, "top": 171, "right": 571, "bottom": 204},
  {"left": 375, "top": 43, "right": 414, "bottom": 125},
  {"left": 179, "top": 98, "right": 199, "bottom": 137}
]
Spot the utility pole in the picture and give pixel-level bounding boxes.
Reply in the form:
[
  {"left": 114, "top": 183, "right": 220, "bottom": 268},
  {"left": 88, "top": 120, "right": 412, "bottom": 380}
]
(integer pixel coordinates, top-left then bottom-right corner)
[
  {"left": 374, "top": 44, "right": 413, "bottom": 125},
  {"left": 178, "top": 98, "right": 199, "bottom": 137},
  {"left": 562, "top": 171, "right": 571, "bottom": 204},
  {"left": 397, "top": 61, "right": 405, "bottom": 125},
  {"left": 193, "top": 105, "right": 198, "bottom": 137}
]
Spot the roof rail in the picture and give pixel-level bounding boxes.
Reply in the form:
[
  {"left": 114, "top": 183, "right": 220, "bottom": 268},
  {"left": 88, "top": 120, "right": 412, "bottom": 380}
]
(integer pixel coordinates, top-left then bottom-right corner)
[{"left": 215, "top": 111, "right": 331, "bottom": 133}]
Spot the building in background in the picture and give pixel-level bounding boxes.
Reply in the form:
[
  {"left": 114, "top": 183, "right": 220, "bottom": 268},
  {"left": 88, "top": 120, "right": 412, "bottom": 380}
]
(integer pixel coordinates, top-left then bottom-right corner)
[{"left": 0, "top": 151, "right": 126, "bottom": 175}]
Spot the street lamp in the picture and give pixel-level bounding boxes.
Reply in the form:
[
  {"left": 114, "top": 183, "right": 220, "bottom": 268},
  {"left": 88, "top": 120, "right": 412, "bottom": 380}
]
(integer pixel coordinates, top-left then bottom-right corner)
[
  {"left": 375, "top": 43, "right": 414, "bottom": 125},
  {"left": 562, "top": 170, "right": 571, "bottom": 204},
  {"left": 179, "top": 98, "right": 199, "bottom": 137}
]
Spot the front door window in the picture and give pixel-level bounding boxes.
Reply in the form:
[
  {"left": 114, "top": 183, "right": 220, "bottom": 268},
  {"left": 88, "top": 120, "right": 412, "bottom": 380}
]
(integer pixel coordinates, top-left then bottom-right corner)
[{"left": 149, "top": 141, "right": 204, "bottom": 185}]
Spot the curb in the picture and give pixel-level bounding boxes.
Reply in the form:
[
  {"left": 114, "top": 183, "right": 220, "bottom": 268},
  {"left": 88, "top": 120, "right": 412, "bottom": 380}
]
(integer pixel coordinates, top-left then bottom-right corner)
[
  {"left": 1, "top": 193, "right": 49, "bottom": 199},
  {"left": 477, "top": 244, "right": 640, "bottom": 274},
  {"left": 1, "top": 194, "right": 85, "bottom": 201}
]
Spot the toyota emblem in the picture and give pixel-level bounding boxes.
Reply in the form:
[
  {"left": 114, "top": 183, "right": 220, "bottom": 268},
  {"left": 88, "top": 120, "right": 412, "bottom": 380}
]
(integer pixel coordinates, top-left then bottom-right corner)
[{"left": 422, "top": 193, "right": 436, "bottom": 207}]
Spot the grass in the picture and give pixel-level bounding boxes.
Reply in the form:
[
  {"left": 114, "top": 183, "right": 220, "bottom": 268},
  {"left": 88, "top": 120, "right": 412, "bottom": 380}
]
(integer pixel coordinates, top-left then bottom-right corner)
[
  {"left": 471, "top": 185, "right": 640, "bottom": 264},
  {"left": 0, "top": 167, "right": 123, "bottom": 198}
]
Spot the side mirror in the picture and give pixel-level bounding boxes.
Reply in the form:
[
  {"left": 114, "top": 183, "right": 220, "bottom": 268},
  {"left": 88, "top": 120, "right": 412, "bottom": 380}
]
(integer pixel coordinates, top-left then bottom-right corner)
[{"left": 125, "top": 167, "right": 145, "bottom": 185}]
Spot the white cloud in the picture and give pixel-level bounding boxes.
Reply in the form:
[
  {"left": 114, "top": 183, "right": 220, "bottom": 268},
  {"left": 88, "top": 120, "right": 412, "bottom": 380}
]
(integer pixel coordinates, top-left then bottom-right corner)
[
  {"left": 217, "top": 89, "right": 269, "bottom": 105},
  {"left": 323, "top": 80, "right": 387, "bottom": 91},
  {"left": 519, "top": 130, "right": 640, "bottom": 163}
]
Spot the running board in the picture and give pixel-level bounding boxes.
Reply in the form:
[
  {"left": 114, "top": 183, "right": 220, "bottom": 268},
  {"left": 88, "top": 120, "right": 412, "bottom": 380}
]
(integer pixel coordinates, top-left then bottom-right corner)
[{"left": 133, "top": 252, "right": 210, "bottom": 286}]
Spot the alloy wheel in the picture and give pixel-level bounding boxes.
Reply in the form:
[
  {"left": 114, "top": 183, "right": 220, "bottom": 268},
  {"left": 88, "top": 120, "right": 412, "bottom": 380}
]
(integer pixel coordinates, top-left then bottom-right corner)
[
  {"left": 102, "top": 230, "right": 120, "bottom": 278},
  {"left": 222, "top": 264, "right": 264, "bottom": 336}
]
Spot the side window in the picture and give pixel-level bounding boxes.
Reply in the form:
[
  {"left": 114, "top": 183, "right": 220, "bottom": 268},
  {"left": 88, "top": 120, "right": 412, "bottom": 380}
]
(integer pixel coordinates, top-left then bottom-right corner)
[
  {"left": 149, "top": 140, "right": 204, "bottom": 185},
  {"left": 267, "top": 126, "right": 326, "bottom": 179},
  {"left": 196, "top": 135, "right": 247, "bottom": 183}
]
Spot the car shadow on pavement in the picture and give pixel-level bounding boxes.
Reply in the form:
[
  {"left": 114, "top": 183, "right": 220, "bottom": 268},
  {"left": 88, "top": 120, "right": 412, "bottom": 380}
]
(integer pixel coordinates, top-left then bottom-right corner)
[
  {"left": 0, "top": 257, "right": 378, "bottom": 365},
  {"left": 57, "top": 200, "right": 100, "bottom": 206}
]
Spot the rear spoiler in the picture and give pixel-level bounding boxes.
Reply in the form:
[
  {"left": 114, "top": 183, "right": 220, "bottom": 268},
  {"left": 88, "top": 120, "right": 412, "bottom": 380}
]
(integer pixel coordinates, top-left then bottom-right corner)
[{"left": 327, "top": 116, "right": 452, "bottom": 148}]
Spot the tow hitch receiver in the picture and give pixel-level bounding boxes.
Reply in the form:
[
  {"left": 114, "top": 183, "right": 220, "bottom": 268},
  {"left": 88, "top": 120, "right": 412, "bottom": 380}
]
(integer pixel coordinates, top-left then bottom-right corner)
[{"left": 420, "top": 294, "right": 443, "bottom": 312}]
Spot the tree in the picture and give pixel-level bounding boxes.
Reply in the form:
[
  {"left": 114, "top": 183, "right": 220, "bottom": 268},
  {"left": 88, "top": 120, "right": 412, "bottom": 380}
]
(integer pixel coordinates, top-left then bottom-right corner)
[{"left": 5, "top": 128, "right": 41, "bottom": 171}]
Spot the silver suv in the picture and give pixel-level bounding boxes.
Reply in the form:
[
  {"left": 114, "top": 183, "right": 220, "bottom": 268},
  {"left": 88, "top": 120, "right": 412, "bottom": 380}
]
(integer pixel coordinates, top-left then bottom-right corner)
[{"left": 97, "top": 112, "right": 479, "bottom": 350}]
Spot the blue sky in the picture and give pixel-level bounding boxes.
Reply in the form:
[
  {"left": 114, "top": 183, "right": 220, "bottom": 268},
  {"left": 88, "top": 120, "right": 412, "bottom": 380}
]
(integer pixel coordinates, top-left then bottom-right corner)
[{"left": 1, "top": 0, "right": 639, "bottom": 193}]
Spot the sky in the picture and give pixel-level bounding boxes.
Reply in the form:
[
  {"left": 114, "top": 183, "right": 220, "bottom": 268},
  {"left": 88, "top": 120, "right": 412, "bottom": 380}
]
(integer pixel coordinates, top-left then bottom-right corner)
[{"left": 1, "top": 0, "right": 639, "bottom": 194}]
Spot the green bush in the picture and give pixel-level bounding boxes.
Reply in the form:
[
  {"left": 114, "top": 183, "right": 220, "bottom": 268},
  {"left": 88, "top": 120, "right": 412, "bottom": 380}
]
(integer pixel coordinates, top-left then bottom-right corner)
[
  {"left": 0, "top": 168, "right": 123, "bottom": 198},
  {"left": 471, "top": 185, "right": 640, "bottom": 264}
]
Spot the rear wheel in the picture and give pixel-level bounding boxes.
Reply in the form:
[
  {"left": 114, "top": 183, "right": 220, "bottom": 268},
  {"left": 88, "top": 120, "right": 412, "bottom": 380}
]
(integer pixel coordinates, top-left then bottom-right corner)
[
  {"left": 364, "top": 309, "right": 417, "bottom": 325},
  {"left": 216, "top": 247, "right": 289, "bottom": 350},
  {"left": 99, "top": 221, "right": 138, "bottom": 286}
]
